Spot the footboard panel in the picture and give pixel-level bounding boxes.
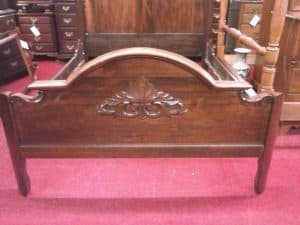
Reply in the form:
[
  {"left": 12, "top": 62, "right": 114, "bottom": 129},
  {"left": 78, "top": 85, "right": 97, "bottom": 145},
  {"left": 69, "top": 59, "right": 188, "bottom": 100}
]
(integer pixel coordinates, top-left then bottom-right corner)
[
  {"left": 10, "top": 56, "right": 271, "bottom": 152},
  {"left": 0, "top": 48, "right": 282, "bottom": 195}
]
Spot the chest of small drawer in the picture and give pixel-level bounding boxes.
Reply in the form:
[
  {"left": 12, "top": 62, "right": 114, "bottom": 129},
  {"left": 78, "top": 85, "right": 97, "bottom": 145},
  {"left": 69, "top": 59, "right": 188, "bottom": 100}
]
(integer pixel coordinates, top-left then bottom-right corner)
[
  {"left": 0, "top": 13, "right": 16, "bottom": 34},
  {"left": 55, "top": 1, "right": 79, "bottom": 57}
]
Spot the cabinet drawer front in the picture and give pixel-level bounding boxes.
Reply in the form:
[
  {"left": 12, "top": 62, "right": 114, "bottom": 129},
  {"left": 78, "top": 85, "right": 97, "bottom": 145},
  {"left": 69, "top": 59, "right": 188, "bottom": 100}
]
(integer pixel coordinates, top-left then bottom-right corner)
[
  {"left": 55, "top": 3, "right": 77, "bottom": 13},
  {"left": 59, "top": 28, "right": 79, "bottom": 40},
  {"left": 22, "top": 34, "right": 54, "bottom": 43},
  {"left": 0, "top": 42, "right": 19, "bottom": 59},
  {"left": 240, "top": 13, "right": 260, "bottom": 24},
  {"left": 57, "top": 14, "right": 78, "bottom": 27},
  {"left": 32, "top": 44, "right": 56, "bottom": 52},
  {"left": 241, "top": 4, "right": 262, "bottom": 14},
  {"left": 0, "top": 14, "right": 16, "bottom": 33},
  {"left": 0, "top": 57, "right": 26, "bottom": 76},
  {"left": 19, "top": 24, "right": 53, "bottom": 34},
  {"left": 60, "top": 40, "right": 77, "bottom": 53},
  {"left": 18, "top": 15, "right": 53, "bottom": 24}
]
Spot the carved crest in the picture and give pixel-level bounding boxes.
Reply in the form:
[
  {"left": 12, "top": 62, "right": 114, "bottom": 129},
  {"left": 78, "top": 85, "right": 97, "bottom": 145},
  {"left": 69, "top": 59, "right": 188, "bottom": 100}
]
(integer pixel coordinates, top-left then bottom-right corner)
[{"left": 96, "top": 78, "right": 188, "bottom": 119}]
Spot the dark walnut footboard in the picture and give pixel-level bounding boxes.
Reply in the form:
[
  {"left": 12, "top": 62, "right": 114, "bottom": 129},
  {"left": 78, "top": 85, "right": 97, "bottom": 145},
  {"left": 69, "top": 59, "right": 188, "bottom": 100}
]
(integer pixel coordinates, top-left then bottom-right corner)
[{"left": 0, "top": 48, "right": 282, "bottom": 196}]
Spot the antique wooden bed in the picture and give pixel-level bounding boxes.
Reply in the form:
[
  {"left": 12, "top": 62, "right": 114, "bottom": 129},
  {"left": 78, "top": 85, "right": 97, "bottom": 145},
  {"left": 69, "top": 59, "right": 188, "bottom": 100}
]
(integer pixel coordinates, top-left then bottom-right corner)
[{"left": 0, "top": 0, "right": 288, "bottom": 196}]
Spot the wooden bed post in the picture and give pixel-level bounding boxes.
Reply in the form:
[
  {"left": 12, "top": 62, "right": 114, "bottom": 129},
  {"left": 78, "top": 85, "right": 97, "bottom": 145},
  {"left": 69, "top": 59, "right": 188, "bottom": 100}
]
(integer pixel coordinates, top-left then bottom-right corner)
[
  {"left": 0, "top": 94, "right": 30, "bottom": 196},
  {"left": 257, "top": 0, "right": 289, "bottom": 93},
  {"left": 254, "top": 92, "right": 283, "bottom": 193},
  {"left": 216, "top": 0, "right": 229, "bottom": 58},
  {"left": 253, "top": 0, "right": 289, "bottom": 194}
]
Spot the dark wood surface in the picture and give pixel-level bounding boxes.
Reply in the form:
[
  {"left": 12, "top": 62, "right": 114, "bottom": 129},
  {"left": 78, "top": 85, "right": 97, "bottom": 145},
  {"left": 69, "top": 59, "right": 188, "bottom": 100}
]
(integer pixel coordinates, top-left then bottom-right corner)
[
  {"left": 16, "top": 1, "right": 58, "bottom": 57},
  {"left": 0, "top": 0, "right": 288, "bottom": 196},
  {"left": 0, "top": 46, "right": 281, "bottom": 196},
  {"left": 0, "top": 8, "right": 35, "bottom": 82},
  {"left": 269, "top": 1, "right": 300, "bottom": 132},
  {"left": 55, "top": 0, "right": 83, "bottom": 58},
  {"left": 84, "top": 0, "right": 209, "bottom": 57}
]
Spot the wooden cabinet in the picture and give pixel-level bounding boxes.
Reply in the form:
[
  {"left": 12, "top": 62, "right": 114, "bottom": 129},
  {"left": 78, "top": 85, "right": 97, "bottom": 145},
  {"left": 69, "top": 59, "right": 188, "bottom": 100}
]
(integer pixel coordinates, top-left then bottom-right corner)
[
  {"left": 270, "top": 0, "right": 300, "bottom": 131},
  {"left": 16, "top": 1, "right": 58, "bottom": 57},
  {"left": 275, "top": 14, "right": 300, "bottom": 131},
  {"left": 0, "top": 40, "right": 27, "bottom": 81},
  {"left": 226, "top": 0, "right": 263, "bottom": 52},
  {"left": 55, "top": 0, "right": 81, "bottom": 58},
  {"left": 237, "top": 1, "right": 263, "bottom": 46},
  {"left": 0, "top": 9, "right": 16, "bottom": 36},
  {"left": 0, "top": 8, "right": 30, "bottom": 82}
]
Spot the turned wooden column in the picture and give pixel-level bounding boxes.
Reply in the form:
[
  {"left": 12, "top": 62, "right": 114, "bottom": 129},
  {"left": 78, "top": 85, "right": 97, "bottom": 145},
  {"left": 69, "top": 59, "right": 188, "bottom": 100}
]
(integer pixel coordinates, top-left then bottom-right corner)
[
  {"left": 257, "top": 0, "right": 289, "bottom": 93},
  {"left": 216, "top": 0, "right": 229, "bottom": 58}
]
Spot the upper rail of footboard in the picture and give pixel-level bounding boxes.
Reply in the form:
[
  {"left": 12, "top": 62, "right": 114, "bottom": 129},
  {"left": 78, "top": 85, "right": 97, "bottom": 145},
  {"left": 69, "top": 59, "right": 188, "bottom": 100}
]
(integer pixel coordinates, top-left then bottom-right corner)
[{"left": 27, "top": 47, "right": 252, "bottom": 90}]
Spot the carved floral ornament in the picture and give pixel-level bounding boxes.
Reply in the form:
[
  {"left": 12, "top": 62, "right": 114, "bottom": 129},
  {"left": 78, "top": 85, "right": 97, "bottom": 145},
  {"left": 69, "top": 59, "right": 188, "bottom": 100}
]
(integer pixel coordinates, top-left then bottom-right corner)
[{"left": 96, "top": 78, "right": 188, "bottom": 119}]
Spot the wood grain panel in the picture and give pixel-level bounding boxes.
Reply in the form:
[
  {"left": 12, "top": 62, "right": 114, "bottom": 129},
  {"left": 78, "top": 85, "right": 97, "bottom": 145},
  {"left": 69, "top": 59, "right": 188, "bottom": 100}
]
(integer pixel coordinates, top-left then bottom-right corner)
[
  {"left": 85, "top": 0, "right": 137, "bottom": 33},
  {"left": 139, "top": 0, "right": 204, "bottom": 33},
  {"left": 12, "top": 58, "right": 271, "bottom": 146},
  {"left": 86, "top": 33, "right": 204, "bottom": 56}
]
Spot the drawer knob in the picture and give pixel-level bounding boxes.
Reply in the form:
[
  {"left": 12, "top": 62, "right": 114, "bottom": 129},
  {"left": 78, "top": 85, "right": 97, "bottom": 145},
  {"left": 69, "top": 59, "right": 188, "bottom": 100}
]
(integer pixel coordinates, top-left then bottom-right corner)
[
  {"left": 66, "top": 44, "right": 75, "bottom": 50},
  {"left": 30, "top": 17, "right": 39, "bottom": 24},
  {"left": 62, "top": 5, "right": 71, "bottom": 11},
  {"left": 35, "top": 46, "right": 44, "bottom": 51},
  {"left": 291, "top": 58, "right": 298, "bottom": 67},
  {"left": 64, "top": 31, "right": 74, "bottom": 37},
  {"left": 10, "top": 61, "right": 18, "bottom": 67},
  {"left": 5, "top": 18, "right": 14, "bottom": 26},
  {"left": 63, "top": 18, "right": 72, "bottom": 24},
  {"left": 3, "top": 48, "right": 12, "bottom": 55},
  {"left": 34, "top": 36, "right": 42, "bottom": 41}
]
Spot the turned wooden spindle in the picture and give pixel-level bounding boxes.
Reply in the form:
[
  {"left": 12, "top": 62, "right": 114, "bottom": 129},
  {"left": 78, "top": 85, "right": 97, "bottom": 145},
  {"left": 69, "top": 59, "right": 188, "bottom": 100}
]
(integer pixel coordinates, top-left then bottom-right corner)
[
  {"left": 258, "top": 0, "right": 289, "bottom": 93},
  {"left": 216, "top": 0, "right": 229, "bottom": 58},
  {"left": 222, "top": 25, "right": 267, "bottom": 55}
]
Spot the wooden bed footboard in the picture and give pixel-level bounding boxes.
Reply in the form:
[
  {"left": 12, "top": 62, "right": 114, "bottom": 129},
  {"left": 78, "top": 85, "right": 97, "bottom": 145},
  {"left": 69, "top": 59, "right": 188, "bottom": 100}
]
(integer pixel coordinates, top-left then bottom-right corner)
[{"left": 0, "top": 48, "right": 282, "bottom": 196}]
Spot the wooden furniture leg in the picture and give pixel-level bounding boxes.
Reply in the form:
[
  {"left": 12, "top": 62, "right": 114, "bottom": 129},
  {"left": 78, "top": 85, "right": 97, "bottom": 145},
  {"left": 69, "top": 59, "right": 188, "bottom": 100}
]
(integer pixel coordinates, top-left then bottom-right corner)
[
  {"left": 9, "top": 154, "right": 30, "bottom": 196},
  {"left": 0, "top": 94, "right": 30, "bottom": 196},
  {"left": 254, "top": 93, "right": 283, "bottom": 193}
]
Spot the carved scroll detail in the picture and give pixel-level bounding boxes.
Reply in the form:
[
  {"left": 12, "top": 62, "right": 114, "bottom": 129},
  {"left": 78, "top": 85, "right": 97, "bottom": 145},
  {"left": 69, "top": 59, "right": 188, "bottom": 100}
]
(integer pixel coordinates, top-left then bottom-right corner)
[{"left": 96, "top": 78, "right": 188, "bottom": 119}]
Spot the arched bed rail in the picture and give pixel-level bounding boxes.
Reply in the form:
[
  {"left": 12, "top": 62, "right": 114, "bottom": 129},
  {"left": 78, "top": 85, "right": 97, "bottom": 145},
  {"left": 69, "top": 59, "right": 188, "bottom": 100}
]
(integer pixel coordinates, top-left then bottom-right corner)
[{"left": 27, "top": 47, "right": 252, "bottom": 90}]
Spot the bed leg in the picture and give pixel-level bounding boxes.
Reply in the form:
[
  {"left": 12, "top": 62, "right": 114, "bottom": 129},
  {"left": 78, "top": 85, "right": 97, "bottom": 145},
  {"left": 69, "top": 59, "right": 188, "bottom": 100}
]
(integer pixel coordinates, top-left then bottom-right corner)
[
  {"left": 254, "top": 154, "right": 271, "bottom": 194},
  {"left": 11, "top": 156, "right": 31, "bottom": 196},
  {"left": 254, "top": 93, "right": 283, "bottom": 194},
  {"left": 0, "top": 94, "right": 31, "bottom": 196}
]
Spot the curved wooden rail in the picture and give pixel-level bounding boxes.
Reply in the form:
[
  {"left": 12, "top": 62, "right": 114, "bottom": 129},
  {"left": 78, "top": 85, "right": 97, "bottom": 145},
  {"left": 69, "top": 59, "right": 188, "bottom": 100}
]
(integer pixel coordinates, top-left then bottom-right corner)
[{"left": 28, "top": 47, "right": 252, "bottom": 90}]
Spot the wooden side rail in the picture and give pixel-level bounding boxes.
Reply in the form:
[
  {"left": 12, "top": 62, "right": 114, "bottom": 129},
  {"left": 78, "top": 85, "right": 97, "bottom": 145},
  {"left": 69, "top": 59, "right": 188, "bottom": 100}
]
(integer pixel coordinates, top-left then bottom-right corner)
[
  {"left": 28, "top": 47, "right": 252, "bottom": 90},
  {"left": 222, "top": 24, "right": 267, "bottom": 55},
  {"left": 51, "top": 40, "right": 86, "bottom": 80}
]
